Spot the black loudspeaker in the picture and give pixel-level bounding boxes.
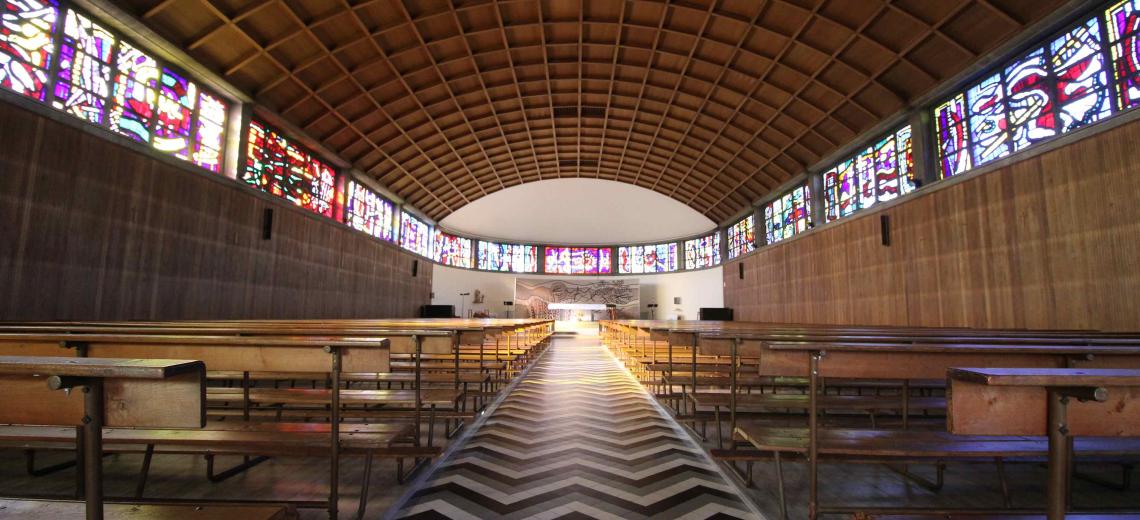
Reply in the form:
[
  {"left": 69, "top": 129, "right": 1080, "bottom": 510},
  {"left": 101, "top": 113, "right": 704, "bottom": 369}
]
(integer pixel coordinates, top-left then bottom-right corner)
[
  {"left": 699, "top": 307, "right": 734, "bottom": 321},
  {"left": 262, "top": 208, "right": 274, "bottom": 240},
  {"left": 412, "top": 260, "right": 419, "bottom": 277},
  {"left": 420, "top": 305, "right": 455, "bottom": 318},
  {"left": 880, "top": 214, "right": 891, "bottom": 246}
]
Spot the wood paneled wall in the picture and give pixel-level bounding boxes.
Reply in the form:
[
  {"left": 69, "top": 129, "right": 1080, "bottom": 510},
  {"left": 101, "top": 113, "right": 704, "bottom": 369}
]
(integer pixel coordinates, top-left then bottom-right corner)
[
  {"left": 0, "top": 101, "right": 431, "bottom": 320},
  {"left": 724, "top": 116, "right": 1140, "bottom": 331}
]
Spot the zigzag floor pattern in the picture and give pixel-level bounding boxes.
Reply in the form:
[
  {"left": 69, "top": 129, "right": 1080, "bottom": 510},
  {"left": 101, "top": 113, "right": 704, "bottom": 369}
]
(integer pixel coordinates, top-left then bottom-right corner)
[{"left": 396, "top": 335, "right": 760, "bottom": 519}]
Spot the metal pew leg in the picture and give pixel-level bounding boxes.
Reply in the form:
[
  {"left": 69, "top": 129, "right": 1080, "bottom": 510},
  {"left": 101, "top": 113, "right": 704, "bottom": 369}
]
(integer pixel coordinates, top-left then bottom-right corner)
[
  {"left": 885, "top": 462, "right": 944, "bottom": 492},
  {"left": 995, "top": 457, "right": 1012, "bottom": 508},
  {"left": 25, "top": 449, "right": 78, "bottom": 477},
  {"left": 205, "top": 454, "right": 271, "bottom": 482},
  {"left": 354, "top": 451, "right": 374, "bottom": 520},
  {"left": 1073, "top": 463, "right": 1135, "bottom": 491},
  {"left": 135, "top": 444, "right": 155, "bottom": 498},
  {"left": 774, "top": 452, "right": 788, "bottom": 520}
]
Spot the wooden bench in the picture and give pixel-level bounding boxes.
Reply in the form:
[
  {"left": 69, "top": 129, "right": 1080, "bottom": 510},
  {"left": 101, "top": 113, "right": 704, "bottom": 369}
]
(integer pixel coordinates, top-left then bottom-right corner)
[
  {"left": 0, "top": 356, "right": 206, "bottom": 520},
  {"left": 948, "top": 368, "right": 1140, "bottom": 520},
  {"left": 0, "top": 499, "right": 297, "bottom": 520},
  {"left": 0, "top": 333, "right": 443, "bottom": 519},
  {"left": 728, "top": 424, "right": 1140, "bottom": 520}
]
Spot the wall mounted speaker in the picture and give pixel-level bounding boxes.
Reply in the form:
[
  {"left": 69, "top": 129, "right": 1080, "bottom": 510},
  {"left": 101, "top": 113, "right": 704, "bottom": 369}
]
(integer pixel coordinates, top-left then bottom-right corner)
[
  {"left": 412, "top": 260, "right": 419, "bottom": 277},
  {"left": 738, "top": 263, "right": 744, "bottom": 280},
  {"left": 262, "top": 208, "right": 274, "bottom": 240},
  {"left": 880, "top": 214, "right": 891, "bottom": 246}
]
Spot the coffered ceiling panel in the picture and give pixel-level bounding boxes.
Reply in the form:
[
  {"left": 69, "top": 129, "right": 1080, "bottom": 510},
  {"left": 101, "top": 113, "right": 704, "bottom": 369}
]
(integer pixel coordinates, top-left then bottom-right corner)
[{"left": 116, "top": 0, "right": 1068, "bottom": 222}]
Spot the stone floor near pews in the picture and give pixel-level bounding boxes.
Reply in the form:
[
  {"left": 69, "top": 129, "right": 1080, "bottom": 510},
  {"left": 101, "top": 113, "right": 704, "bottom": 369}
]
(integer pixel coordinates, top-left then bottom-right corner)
[{"left": 1, "top": 335, "right": 1138, "bottom": 519}]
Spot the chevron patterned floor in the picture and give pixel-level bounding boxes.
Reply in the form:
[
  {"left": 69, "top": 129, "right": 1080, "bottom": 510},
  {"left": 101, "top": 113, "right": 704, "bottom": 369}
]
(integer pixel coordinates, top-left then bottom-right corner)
[{"left": 395, "top": 335, "right": 760, "bottom": 519}]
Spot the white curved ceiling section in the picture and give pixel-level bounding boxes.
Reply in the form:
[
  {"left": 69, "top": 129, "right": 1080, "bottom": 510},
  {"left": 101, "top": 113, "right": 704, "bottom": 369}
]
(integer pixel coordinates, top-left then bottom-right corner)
[{"left": 438, "top": 179, "right": 716, "bottom": 245}]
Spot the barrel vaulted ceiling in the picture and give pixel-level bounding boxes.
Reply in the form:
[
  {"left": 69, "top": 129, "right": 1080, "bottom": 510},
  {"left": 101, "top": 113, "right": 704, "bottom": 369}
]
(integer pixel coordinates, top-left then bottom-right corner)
[{"left": 116, "top": 0, "right": 1069, "bottom": 222}]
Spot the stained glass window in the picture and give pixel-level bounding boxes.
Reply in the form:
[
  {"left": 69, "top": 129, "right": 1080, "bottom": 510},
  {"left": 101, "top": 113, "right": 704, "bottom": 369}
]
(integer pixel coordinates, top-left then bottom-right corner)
[
  {"left": 543, "top": 247, "right": 612, "bottom": 275},
  {"left": 243, "top": 119, "right": 337, "bottom": 218},
  {"left": 1005, "top": 47, "right": 1057, "bottom": 151},
  {"left": 431, "top": 229, "right": 472, "bottom": 268},
  {"left": 684, "top": 233, "right": 721, "bottom": 270},
  {"left": 192, "top": 91, "right": 226, "bottom": 173},
  {"left": 345, "top": 180, "right": 395, "bottom": 242},
  {"left": 152, "top": 67, "right": 195, "bottom": 157},
  {"left": 935, "top": 94, "right": 971, "bottom": 178},
  {"left": 820, "top": 125, "right": 912, "bottom": 223},
  {"left": 933, "top": 6, "right": 1136, "bottom": 180},
  {"left": 1105, "top": 0, "right": 1140, "bottom": 109},
  {"left": 855, "top": 147, "right": 876, "bottom": 209},
  {"left": 0, "top": 0, "right": 58, "bottom": 100},
  {"left": 764, "top": 184, "right": 811, "bottom": 245},
  {"left": 399, "top": 212, "right": 430, "bottom": 257},
  {"left": 965, "top": 73, "right": 1011, "bottom": 166},
  {"left": 7, "top": 5, "right": 227, "bottom": 172},
  {"left": 52, "top": 8, "right": 113, "bottom": 124},
  {"left": 478, "top": 241, "right": 538, "bottom": 273},
  {"left": 896, "top": 125, "right": 916, "bottom": 196},
  {"left": 726, "top": 215, "right": 755, "bottom": 259},
  {"left": 617, "top": 243, "right": 678, "bottom": 274},
  {"left": 109, "top": 40, "right": 158, "bottom": 143},
  {"left": 1052, "top": 17, "right": 1113, "bottom": 132}
]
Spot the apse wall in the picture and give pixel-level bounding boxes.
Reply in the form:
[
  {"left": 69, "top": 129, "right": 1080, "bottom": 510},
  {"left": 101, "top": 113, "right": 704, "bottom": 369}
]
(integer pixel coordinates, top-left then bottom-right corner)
[
  {"left": 431, "top": 266, "right": 724, "bottom": 320},
  {"left": 723, "top": 114, "right": 1140, "bottom": 331},
  {"left": 0, "top": 101, "right": 432, "bottom": 320}
]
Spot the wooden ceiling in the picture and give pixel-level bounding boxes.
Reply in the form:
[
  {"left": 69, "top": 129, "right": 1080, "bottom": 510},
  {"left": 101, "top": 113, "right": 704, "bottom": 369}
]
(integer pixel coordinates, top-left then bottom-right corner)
[{"left": 118, "top": 0, "right": 1068, "bottom": 223}]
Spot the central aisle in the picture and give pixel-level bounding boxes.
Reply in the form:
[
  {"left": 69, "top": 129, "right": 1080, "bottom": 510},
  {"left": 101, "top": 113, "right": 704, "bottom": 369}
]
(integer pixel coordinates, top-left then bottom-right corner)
[{"left": 397, "top": 335, "right": 760, "bottom": 519}]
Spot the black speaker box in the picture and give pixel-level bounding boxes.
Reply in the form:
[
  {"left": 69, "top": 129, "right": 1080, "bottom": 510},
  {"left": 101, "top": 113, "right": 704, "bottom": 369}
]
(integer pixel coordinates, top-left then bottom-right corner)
[{"left": 699, "top": 307, "right": 734, "bottom": 321}]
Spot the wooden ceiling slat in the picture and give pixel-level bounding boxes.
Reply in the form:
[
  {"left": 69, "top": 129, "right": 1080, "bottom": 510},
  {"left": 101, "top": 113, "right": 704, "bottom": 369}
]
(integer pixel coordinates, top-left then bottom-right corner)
[{"left": 124, "top": 0, "right": 1064, "bottom": 222}]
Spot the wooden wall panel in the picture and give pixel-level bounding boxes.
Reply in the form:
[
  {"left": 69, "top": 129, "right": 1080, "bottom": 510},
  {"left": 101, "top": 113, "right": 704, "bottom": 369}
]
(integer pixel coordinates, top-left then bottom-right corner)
[
  {"left": 724, "top": 117, "right": 1140, "bottom": 331},
  {"left": 0, "top": 101, "right": 431, "bottom": 320}
]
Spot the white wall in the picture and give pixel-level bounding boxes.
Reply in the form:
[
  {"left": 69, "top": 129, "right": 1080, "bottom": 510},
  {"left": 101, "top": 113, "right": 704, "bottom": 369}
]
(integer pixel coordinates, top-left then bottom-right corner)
[
  {"left": 438, "top": 178, "right": 715, "bottom": 244},
  {"left": 431, "top": 265, "right": 724, "bottom": 320}
]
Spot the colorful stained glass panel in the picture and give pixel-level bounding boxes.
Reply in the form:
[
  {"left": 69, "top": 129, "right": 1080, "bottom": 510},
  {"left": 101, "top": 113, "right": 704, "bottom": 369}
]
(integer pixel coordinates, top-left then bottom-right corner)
[
  {"left": 0, "top": 0, "right": 58, "bottom": 100},
  {"left": 1005, "top": 48, "right": 1057, "bottom": 151},
  {"left": 243, "top": 120, "right": 337, "bottom": 218},
  {"left": 346, "top": 180, "right": 395, "bottom": 242},
  {"left": 726, "top": 215, "right": 755, "bottom": 259},
  {"left": 1051, "top": 18, "right": 1113, "bottom": 132},
  {"left": 684, "top": 233, "right": 721, "bottom": 269},
  {"left": 935, "top": 94, "right": 971, "bottom": 178},
  {"left": 431, "top": 230, "right": 472, "bottom": 268},
  {"left": 152, "top": 67, "right": 195, "bottom": 157},
  {"left": 966, "top": 73, "right": 1012, "bottom": 166},
  {"left": 109, "top": 40, "right": 158, "bottom": 143},
  {"left": 52, "top": 9, "right": 113, "bottom": 124}
]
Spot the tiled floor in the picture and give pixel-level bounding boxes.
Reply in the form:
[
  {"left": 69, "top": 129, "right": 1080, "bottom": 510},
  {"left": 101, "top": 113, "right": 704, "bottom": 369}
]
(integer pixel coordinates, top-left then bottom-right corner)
[{"left": 396, "top": 335, "right": 760, "bottom": 519}]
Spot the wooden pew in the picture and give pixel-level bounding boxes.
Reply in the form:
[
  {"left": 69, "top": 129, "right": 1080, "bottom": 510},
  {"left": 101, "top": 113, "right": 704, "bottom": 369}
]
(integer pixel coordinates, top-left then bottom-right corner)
[
  {"left": 0, "top": 499, "right": 296, "bottom": 520},
  {"left": 949, "top": 368, "right": 1140, "bottom": 520},
  {"left": 0, "top": 333, "right": 440, "bottom": 519},
  {"left": 719, "top": 345, "right": 1140, "bottom": 519},
  {"left": 0, "top": 356, "right": 205, "bottom": 520}
]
